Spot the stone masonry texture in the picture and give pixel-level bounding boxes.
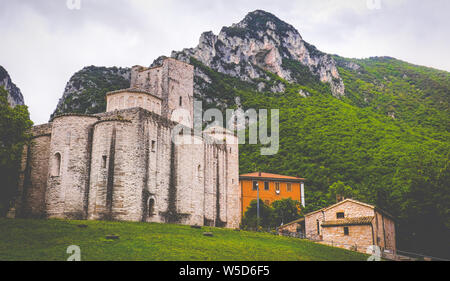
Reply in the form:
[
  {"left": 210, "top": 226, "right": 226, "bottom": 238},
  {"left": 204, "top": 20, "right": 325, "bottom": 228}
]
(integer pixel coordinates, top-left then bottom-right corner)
[
  {"left": 304, "top": 199, "right": 396, "bottom": 253},
  {"left": 11, "top": 58, "right": 241, "bottom": 229}
]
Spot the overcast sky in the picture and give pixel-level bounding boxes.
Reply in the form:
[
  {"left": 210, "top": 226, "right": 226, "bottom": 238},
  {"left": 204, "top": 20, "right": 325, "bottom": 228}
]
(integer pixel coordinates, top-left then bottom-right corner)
[{"left": 1, "top": 0, "right": 449, "bottom": 124}]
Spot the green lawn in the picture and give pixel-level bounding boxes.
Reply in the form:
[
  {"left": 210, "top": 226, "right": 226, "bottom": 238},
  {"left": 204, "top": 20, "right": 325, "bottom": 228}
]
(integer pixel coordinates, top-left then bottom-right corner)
[{"left": 0, "top": 218, "right": 368, "bottom": 261}]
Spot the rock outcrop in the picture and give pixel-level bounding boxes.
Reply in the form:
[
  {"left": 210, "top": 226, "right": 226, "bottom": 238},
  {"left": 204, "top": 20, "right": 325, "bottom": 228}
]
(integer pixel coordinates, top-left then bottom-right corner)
[
  {"left": 171, "top": 10, "right": 345, "bottom": 97},
  {"left": 0, "top": 66, "right": 25, "bottom": 107}
]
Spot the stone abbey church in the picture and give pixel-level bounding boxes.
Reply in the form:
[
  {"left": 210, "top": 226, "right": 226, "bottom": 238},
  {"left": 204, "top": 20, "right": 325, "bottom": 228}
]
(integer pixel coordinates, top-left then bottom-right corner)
[{"left": 8, "top": 58, "right": 241, "bottom": 229}]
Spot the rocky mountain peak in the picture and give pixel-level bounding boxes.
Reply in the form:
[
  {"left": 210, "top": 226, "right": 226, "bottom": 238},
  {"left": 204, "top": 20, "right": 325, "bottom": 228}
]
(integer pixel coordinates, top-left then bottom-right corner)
[
  {"left": 231, "top": 10, "right": 300, "bottom": 38},
  {"left": 172, "top": 10, "right": 345, "bottom": 97},
  {"left": 0, "top": 66, "right": 25, "bottom": 107}
]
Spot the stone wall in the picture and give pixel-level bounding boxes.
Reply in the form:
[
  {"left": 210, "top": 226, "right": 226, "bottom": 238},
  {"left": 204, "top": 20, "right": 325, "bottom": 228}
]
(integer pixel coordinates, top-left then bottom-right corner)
[
  {"left": 130, "top": 58, "right": 194, "bottom": 127},
  {"left": 131, "top": 65, "right": 164, "bottom": 98},
  {"left": 165, "top": 58, "right": 194, "bottom": 127},
  {"left": 174, "top": 134, "right": 205, "bottom": 225},
  {"left": 322, "top": 200, "right": 375, "bottom": 220},
  {"left": 12, "top": 58, "right": 241, "bottom": 229},
  {"left": 87, "top": 119, "right": 142, "bottom": 221},
  {"left": 225, "top": 134, "right": 240, "bottom": 229},
  {"left": 144, "top": 117, "right": 172, "bottom": 224},
  {"left": 383, "top": 215, "right": 396, "bottom": 251},
  {"left": 374, "top": 210, "right": 396, "bottom": 251},
  {"left": 278, "top": 222, "right": 302, "bottom": 234},
  {"left": 321, "top": 224, "right": 373, "bottom": 252},
  {"left": 305, "top": 211, "right": 323, "bottom": 241},
  {"left": 106, "top": 90, "right": 162, "bottom": 115},
  {"left": 15, "top": 123, "right": 52, "bottom": 218},
  {"left": 87, "top": 107, "right": 240, "bottom": 228},
  {"left": 45, "top": 115, "right": 99, "bottom": 219},
  {"left": 202, "top": 141, "right": 216, "bottom": 226}
]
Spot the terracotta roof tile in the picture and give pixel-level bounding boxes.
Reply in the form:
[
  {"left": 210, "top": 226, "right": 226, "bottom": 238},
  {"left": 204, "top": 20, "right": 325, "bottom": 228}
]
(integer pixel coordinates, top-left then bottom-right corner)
[
  {"left": 240, "top": 172, "right": 305, "bottom": 181},
  {"left": 322, "top": 216, "right": 374, "bottom": 227},
  {"left": 304, "top": 199, "right": 396, "bottom": 221}
]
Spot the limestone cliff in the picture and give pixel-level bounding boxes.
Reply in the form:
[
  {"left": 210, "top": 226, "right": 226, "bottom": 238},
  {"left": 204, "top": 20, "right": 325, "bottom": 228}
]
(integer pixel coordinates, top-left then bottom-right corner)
[
  {"left": 171, "top": 10, "right": 345, "bottom": 97},
  {"left": 0, "top": 66, "right": 25, "bottom": 107}
]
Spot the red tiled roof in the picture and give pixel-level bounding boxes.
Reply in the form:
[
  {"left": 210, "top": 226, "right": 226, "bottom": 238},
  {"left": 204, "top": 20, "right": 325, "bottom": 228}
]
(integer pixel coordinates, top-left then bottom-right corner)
[
  {"left": 321, "top": 216, "right": 374, "bottom": 227},
  {"left": 240, "top": 172, "right": 305, "bottom": 181}
]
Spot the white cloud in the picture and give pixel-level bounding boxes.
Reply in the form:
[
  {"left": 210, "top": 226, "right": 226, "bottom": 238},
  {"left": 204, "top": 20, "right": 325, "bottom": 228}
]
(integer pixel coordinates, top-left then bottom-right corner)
[{"left": 0, "top": 0, "right": 448, "bottom": 124}]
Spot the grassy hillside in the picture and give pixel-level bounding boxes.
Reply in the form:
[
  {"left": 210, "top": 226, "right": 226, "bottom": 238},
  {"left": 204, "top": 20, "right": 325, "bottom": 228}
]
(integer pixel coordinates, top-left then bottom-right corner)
[{"left": 0, "top": 218, "right": 368, "bottom": 261}]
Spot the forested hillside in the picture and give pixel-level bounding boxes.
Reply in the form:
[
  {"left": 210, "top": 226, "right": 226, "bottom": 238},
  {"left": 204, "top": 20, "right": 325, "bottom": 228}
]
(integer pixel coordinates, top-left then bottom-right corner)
[
  {"left": 335, "top": 56, "right": 449, "bottom": 140},
  {"left": 51, "top": 66, "right": 130, "bottom": 119}
]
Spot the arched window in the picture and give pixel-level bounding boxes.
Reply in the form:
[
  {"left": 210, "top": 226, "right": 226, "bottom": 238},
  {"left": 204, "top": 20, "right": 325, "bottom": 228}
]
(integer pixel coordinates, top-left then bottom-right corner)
[
  {"left": 119, "top": 96, "right": 125, "bottom": 109},
  {"left": 128, "top": 96, "right": 136, "bottom": 107},
  {"left": 148, "top": 198, "right": 155, "bottom": 216},
  {"left": 113, "top": 96, "right": 118, "bottom": 109},
  {"left": 179, "top": 96, "right": 183, "bottom": 106},
  {"left": 110, "top": 96, "right": 116, "bottom": 110},
  {"left": 197, "top": 165, "right": 202, "bottom": 180},
  {"left": 52, "top": 153, "right": 61, "bottom": 177},
  {"left": 102, "top": 156, "right": 107, "bottom": 169}
]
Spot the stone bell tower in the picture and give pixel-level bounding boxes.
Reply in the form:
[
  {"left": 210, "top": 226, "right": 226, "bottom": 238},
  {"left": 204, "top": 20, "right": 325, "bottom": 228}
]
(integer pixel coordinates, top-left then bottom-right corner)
[{"left": 130, "top": 58, "right": 194, "bottom": 127}]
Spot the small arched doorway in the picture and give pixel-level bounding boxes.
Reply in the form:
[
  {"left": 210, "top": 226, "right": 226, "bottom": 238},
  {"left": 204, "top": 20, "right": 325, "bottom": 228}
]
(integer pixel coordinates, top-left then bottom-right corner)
[
  {"left": 147, "top": 197, "right": 155, "bottom": 217},
  {"left": 52, "top": 152, "right": 61, "bottom": 176}
]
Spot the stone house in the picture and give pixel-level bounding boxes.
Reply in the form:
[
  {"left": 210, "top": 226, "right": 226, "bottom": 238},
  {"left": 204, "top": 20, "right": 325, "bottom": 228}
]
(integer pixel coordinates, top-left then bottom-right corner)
[
  {"left": 279, "top": 199, "right": 396, "bottom": 254},
  {"left": 304, "top": 199, "right": 396, "bottom": 253},
  {"left": 8, "top": 58, "right": 241, "bottom": 229}
]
